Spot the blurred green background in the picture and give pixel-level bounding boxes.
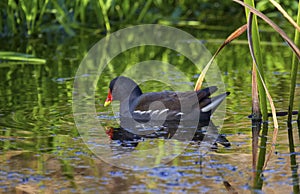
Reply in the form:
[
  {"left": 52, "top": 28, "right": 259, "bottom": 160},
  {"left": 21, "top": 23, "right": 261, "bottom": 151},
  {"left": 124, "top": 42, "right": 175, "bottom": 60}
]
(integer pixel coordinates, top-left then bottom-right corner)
[{"left": 0, "top": 0, "right": 298, "bottom": 37}]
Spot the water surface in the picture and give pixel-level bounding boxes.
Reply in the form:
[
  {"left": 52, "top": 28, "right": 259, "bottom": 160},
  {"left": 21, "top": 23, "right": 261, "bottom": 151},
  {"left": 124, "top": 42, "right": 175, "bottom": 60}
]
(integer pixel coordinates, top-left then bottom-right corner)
[{"left": 0, "top": 30, "right": 300, "bottom": 193}]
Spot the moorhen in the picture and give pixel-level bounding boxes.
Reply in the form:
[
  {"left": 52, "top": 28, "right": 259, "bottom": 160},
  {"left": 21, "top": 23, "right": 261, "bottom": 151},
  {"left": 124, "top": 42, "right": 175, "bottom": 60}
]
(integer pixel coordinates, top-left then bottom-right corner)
[{"left": 104, "top": 76, "right": 230, "bottom": 138}]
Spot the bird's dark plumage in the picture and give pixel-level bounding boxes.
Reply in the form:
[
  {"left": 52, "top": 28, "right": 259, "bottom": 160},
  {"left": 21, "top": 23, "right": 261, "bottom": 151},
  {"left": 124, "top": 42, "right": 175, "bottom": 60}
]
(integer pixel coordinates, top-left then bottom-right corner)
[
  {"left": 104, "top": 76, "right": 230, "bottom": 146},
  {"left": 105, "top": 76, "right": 229, "bottom": 126}
]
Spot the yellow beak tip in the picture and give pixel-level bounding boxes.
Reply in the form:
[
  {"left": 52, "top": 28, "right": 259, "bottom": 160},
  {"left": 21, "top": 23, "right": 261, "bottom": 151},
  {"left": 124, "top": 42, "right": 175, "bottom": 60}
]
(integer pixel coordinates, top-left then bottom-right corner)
[{"left": 104, "top": 101, "right": 111, "bottom": 107}]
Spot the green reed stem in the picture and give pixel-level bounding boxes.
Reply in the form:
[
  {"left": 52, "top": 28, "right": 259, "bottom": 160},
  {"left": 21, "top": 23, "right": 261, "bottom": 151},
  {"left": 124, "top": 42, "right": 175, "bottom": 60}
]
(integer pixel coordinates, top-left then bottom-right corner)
[
  {"left": 244, "top": 0, "right": 268, "bottom": 191},
  {"left": 287, "top": 122, "right": 300, "bottom": 193},
  {"left": 19, "top": 0, "right": 38, "bottom": 35},
  {"left": 137, "top": 0, "right": 152, "bottom": 22},
  {"left": 7, "top": 0, "right": 18, "bottom": 34},
  {"left": 98, "top": 0, "right": 111, "bottom": 33},
  {"left": 36, "top": 0, "right": 49, "bottom": 30},
  {"left": 244, "top": 0, "right": 268, "bottom": 122},
  {"left": 290, "top": 1, "right": 300, "bottom": 122},
  {"left": 51, "top": 0, "right": 75, "bottom": 36}
]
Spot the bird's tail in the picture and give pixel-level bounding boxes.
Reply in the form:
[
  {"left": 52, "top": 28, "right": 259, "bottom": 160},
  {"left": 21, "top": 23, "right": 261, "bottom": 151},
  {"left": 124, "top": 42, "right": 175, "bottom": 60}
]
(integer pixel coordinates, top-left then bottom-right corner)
[{"left": 201, "top": 92, "right": 230, "bottom": 113}]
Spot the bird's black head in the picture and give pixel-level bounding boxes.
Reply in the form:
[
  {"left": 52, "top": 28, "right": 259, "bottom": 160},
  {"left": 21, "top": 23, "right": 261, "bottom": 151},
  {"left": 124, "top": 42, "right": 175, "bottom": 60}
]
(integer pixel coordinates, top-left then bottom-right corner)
[{"left": 104, "top": 76, "right": 142, "bottom": 106}]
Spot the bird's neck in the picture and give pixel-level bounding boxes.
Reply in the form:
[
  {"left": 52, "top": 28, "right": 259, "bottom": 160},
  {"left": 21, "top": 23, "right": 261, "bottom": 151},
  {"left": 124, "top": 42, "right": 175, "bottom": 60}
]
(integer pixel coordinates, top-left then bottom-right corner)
[
  {"left": 120, "top": 86, "right": 142, "bottom": 115},
  {"left": 129, "top": 86, "right": 142, "bottom": 104}
]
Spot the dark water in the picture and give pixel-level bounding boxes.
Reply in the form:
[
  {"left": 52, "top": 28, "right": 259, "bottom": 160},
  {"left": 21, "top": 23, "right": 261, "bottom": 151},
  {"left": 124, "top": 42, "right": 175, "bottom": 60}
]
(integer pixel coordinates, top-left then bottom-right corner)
[{"left": 0, "top": 28, "right": 300, "bottom": 193}]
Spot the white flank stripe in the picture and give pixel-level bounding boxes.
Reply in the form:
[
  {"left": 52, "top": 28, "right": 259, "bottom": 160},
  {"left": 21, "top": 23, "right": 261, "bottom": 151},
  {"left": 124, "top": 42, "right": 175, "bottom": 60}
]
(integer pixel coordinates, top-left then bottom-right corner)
[{"left": 201, "top": 94, "right": 226, "bottom": 112}]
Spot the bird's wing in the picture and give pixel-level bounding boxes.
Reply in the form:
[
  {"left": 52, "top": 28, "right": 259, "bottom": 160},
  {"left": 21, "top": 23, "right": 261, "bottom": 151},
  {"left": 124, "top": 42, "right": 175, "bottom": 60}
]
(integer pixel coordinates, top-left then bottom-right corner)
[
  {"left": 133, "top": 86, "right": 218, "bottom": 111},
  {"left": 133, "top": 91, "right": 181, "bottom": 111},
  {"left": 129, "top": 87, "right": 229, "bottom": 123}
]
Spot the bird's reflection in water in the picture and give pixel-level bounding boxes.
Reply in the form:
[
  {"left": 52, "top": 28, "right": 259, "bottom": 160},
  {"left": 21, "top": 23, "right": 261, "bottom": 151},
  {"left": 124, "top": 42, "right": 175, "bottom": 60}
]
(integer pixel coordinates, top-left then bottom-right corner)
[{"left": 105, "top": 122, "right": 230, "bottom": 149}]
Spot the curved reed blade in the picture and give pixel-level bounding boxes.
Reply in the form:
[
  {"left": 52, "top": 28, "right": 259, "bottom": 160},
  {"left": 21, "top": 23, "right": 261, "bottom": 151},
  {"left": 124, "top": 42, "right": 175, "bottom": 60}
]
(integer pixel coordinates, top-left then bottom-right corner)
[
  {"left": 221, "top": 24, "right": 248, "bottom": 48},
  {"left": 194, "top": 24, "right": 247, "bottom": 91},
  {"left": 233, "top": 0, "right": 300, "bottom": 59},
  {"left": 269, "top": 0, "right": 300, "bottom": 32},
  {"left": 247, "top": 12, "right": 279, "bottom": 170}
]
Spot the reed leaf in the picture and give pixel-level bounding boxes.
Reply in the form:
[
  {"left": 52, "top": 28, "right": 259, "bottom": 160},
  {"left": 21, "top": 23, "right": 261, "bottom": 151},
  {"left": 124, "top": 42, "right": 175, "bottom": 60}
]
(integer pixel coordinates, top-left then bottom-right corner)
[
  {"left": 233, "top": 0, "right": 300, "bottom": 59},
  {"left": 194, "top": 24, "right": 247, "bottom": 90},
  {"left": 243, "top": 0, "right": 268, "bottom": 122},
  {"left": 247, "top": 12, "right": 278, "bottom": 171},
  {"left": 269, "top": 0, "right": 300, "bottom": 32}
]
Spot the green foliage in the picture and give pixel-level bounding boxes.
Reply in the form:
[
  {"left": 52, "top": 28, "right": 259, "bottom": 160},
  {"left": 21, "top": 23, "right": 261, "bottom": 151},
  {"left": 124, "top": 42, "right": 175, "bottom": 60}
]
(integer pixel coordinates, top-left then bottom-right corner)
[
  {"left": 0, "top": 0, "right": 244, "bottom": 37},
  {"left": 3, "top": 0, "right": 298, "bottom": 38},
  {"left": 0, "top": 51, "right": 46, "bottom": 64},
  {"left": 257, "top": 0, "right": 298, "bottom": 19}
]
